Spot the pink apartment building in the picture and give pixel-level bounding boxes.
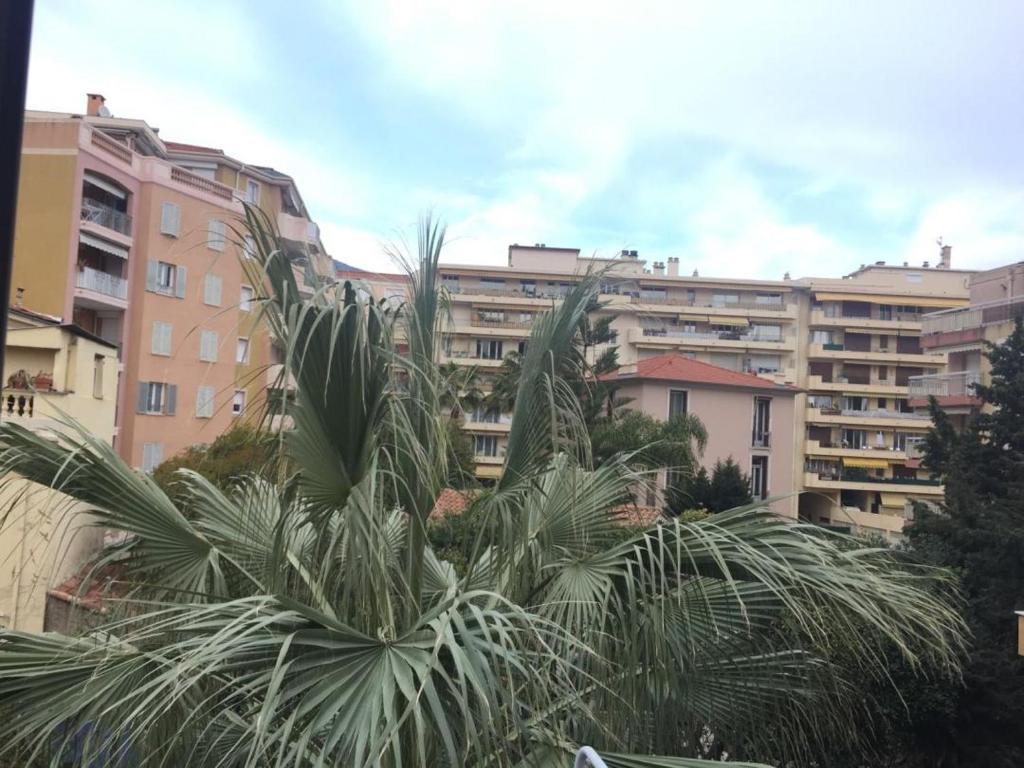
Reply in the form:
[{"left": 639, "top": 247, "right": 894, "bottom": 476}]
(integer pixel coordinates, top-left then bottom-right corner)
[
  {"left": 603, "top": 352, "right": 800, "bottom": 517},
  {"left": 11, "top": 95, "right": 329, "bottom": 471}
]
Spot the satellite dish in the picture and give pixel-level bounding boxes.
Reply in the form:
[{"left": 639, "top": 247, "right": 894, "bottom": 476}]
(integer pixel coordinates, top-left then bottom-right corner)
[{"left": 98, "top": 105, "right": 112, "bottom": 118}]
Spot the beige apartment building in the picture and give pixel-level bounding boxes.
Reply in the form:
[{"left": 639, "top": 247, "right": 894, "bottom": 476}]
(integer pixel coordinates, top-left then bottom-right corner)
[
  {"left": 0, "top": 308, "right": 119, "bottom": 631},
  {"left": 342, "top": 243, "right": 973, "bottom": 537},
  {"left": 911, "top": 260, "right": 1024, "bottom": 428},
  {"left": 10, "top": 95, "right": 331, "bottom": 472}
]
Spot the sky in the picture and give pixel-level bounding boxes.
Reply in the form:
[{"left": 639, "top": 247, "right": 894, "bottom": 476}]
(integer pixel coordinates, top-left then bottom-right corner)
[{"left": 25, "top": 1, "right": 1024, "bottom": 279}]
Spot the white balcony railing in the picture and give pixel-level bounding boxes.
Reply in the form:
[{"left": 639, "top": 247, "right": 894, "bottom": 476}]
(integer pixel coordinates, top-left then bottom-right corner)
[
  {"left": 908, "top": 370, "right": 981, "bottom": 398},
  {"left": 922, "top": 296, "right": 1024, "bottom": 336},
  {"left": 76, "top": 267, "right": 128, "bottom": 300},
  {"left": 81, "top": 199, "right": 132, "bottom": 236}
]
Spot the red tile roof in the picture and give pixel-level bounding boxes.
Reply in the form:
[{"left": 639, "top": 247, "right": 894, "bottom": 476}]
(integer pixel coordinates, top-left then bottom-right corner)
[
  {"left": 430, "top": 488, "right": 475, "bottom": 520},
  {"left": 602, "top": 352, "right": 799, "bottom": 393},
  {"left": 48, "top": 562, "right": 128, "bottom": 613}
]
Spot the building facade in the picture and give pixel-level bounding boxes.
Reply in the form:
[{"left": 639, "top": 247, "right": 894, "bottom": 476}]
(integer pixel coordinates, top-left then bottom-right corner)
[
  {"left": 603, "top": 353, "right": 800, "bottom": 517},
  {"left": 345, "top": 243, "right": 974, "bottom": 538},
  {"left": 11, "top": 95, "right": 331, "bottom": 472},
  {"left": 0, "top": 308, "right": 119, "bottom": 631}
]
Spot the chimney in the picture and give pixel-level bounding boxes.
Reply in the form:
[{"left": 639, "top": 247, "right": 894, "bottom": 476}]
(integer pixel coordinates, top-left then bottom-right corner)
[
  {"left": 692, "top": 269, "right": 699, "bottom": 277},
  {"left": 783, "top": 272, "right": 791, "bottom": 280},
  {"left": 923, "top": 260, "right": 930, "bottom": 268},
  {"left": 875, "top": 260, "right": 885, "bottom": 266},
  {"left": 652, "top": 261, "right": 665, "bottom": 276},
  {"left": 86, "top": 93, "right": 106, "bottom": 116},
  {"left": 667, "top": 256, "right": 679, "bottom": 277},
  {"left": 629, "top": 250, "right": 638, "bottom": 258},
  {"left": 939, "top": 244, "right": 952, "bottom": 269}
]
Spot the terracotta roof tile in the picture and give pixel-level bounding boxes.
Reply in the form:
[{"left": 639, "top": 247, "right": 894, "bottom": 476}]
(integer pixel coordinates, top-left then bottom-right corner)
[
  {"left": 602, "top": 352, "right": 799, "bottom": 393},
  {"left": 430, "top": 489, "right": 475, "bottom": 520}
]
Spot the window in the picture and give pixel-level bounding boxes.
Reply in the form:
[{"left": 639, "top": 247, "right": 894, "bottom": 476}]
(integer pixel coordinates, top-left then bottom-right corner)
[
  {"left": 640, "top": 286, "right": 667, "bottom": 301},
  {"left": 841, "top": 395, "right": 866, "bottom": 411},
  {"left": 203, "top": 274, "right": 223, "bottom": 306},
  {"left": 841, "top": 429, "right": 867, "bottom": 449},
  {"left": 685, "top": 289, "right": 696, "bottom": 305},
  {"left": 753, "top": 397, "right": 771, "bottom": 447},
  {"left": 811, "top": 330, "right": 833, "bottom": 345},
  {"left": 441, "top": 274, "right": 459, "bottom": 292},
  {"left": 755, "top": 293, "right": 783, "bottom": 305},
  {"left": 474, "top": 434, "right": 498, "bottom": 457},
  {"left": 200, "top": 330, "right": 219, "bottom": 362},
  {"left": 878, "top": 365, "right": 888, "bottom": 381},
  {"left": 208, "top": 219, "right": 226, "bottom": 251},
  {"left": 668, "top": 389, "right": 688, "bottom": 419},
  {"left": 245, "top": 179, "right": 260, "bottom": 205},
  {"left": 137, "top": 381, "right": 177, "bottom": 415},
  {"left": 471, "top": 407, "right": 500, "bottom": 423},
  {"left": 236, "top": 337, "right": 250, "bottom": 363},
  {"left": 196, "top": 386, "right": 215, "bottom": 418},
  {"left": 160, "top": 202, "right": 180, "bottom": 236},
  {"left": 480, "top": 277, "right": 505, "bottom": 286},
  {"left": 750, "top": 455, "right": 769, "bottom": 500},
  {"left": 242, "top": 235, "right": 256, "bottom": 260},
  {"left": 521, "top": 280, "right": 536, "bottom": 296},
  {"left": 750, "top": 324, "right": 781, "bottom": 341},
  {"left": 712, "top": 292, "right": 739, "bottom": 307},
  {"left": 92, "top": 355, "right": 104, "bottom": 399},
  {"left": 232, "top": 390, "right": 247, "bottom": 416},
  {"left": 239, "top": 285, "right": 254, "bottom": 311},
  {"left": 878, "top": 334, "right": 889, "bottom": 350},
  {"left": 142, "top": 442, "right": 163, "bottom": 473},
  {"left": 151, "top": 321, "right": 172, "bottom": 356},
  {"left": 147, "top": 260, "right": 186, "bottom": 298},
  {"left": 878, "top": 304, "right": 893, "bottom": 321},
  {"left": 476, "top": 339, "right": 503, "bottom": 360},
  {"left": 877, "top": 397, "right": 888, "bottom": 410}
]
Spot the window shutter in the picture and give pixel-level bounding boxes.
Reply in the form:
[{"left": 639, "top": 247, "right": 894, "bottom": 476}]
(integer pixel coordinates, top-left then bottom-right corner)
[
  {"left": 160, "top": 202, "right": 180, "bottom": 236},
  {"left": 175, "top": 265, "right": 187, "bottom": 298},
  {"left": 197, "top": 386, "right": 214, "bottom": 417},
  {"left": 163, "top": 323, "right": 172, "bottom": 355},
  {"left": 200, "top": 330, "right": 218, "bottom": 362},
  {"left": 142, "top": 443, "right": 152, "bottom": 471},
  {"left": 137, "top": 381, "right": 148, "bottom": 413},
  {"left": 203, "top": 274, "right": 222, "bottom": 306},
  {"left": 209, "top": 220, "right": 226, "bottom": 251},
  {"left": 166, "top": 384, "right": 177, "bottom": 415},
  {"left": 146, "top": 260, "right": 158, "bottom": 292}
]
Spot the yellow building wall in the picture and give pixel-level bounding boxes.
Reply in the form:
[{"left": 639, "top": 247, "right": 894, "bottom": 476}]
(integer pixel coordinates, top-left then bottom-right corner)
[{"left": 11, "top": 153, "right": 77, "bottom": 318}]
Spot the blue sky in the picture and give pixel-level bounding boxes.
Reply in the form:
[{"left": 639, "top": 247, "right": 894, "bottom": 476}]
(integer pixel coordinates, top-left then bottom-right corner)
[{"left": 26, "top": 1, "right": 1024, "bottom": 278}]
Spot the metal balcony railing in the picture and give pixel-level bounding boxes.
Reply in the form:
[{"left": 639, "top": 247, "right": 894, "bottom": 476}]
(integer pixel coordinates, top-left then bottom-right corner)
[
  {"left": 631, "top": 296, "right": 788, "bottom": 312},
  {"left": 908, "top": 370, "right": 981, "bottom": 398},
  {"left": 76, "top": 267, "right": 128, "bottom": 300},
  {"left": 81, "top": 199, "right": 132, "bottom": 236}
]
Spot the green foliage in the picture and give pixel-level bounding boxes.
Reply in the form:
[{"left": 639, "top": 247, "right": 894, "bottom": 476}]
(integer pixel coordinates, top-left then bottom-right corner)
[
  {"left": 0, "top": 209, "right": 967, "bottom": 767},
  {"left": 591, "top": 410, "right": 707, "bottom": 471},
  {"left": 897, "top": 317, "right": 1024, "bottom": 766},
  {"left": 666, "top": 459, "right": 753, "bottom": 515},
  {"left": 444, "top": 417, "right": 476, "bottom": 489},
  {"left": 152, "top": 424, "right": 275, "bottom": 502}
]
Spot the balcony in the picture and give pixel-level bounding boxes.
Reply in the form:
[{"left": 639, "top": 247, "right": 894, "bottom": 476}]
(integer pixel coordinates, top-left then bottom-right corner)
[
  {"left": 631, "top": 326, "right": 793, "bottom": 351},
  {"left": 805, "top": 439, "right": 909, "bottom": 462},
  {"left": 809, "top": 308, "right": 922, "bottom": 331},
  {"left": 806, "top": 343, "right": 944, "bottom": 365},
  {"left": 922, "top": 295, "right": 1024, "bottom": 335},
  {"left": 804, "top": 471, "right": 942, "bottom": 495},
  {"left": 440, "top": 352, "right": 506, "bottom": 368},
  {"left": 446, "top": 286, "right": 566, "bottom": 305},
  {"left": 807, "top": 405, "right": 931, "bottom": 428},
  {"left": 75, "top": 267, "right": 128, "bottom": 306},
  {"left": 806, "top": 374, "right": 908, "bottom": 396},
  {"left": 81, "top": 199, "right": 132, "bottom": 237},
  {"left": 907, "top": 370, "right": 982, "bottom": 408}
]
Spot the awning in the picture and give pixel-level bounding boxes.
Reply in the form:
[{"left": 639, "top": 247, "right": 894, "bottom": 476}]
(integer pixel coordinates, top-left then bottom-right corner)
[
  {"left": 679, "top": 314, "right": 709, "bottom": 323},
  {"left": 79, "top": 233, "right": 128, "bottom": 259},
  {"left": 843, "top": 457, "right": 889, "bottom": 469},
  {"left": 880, "top": 493, "right": 906, "bottom": 508},
  {"left": 83, "top": 172, "right": 126, "bottom": 200},
  {"left": 710, "top": 316, "right": 749, "bottom": 327},
  {"left": 814, "top": 291, "right": 963, "bottom": 309}
]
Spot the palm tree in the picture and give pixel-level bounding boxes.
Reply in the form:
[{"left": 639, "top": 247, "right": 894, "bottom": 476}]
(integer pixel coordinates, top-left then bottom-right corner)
[{"left": 0, "top": 210, "right": 965, "bottom": 767}]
